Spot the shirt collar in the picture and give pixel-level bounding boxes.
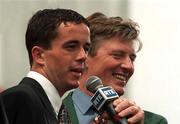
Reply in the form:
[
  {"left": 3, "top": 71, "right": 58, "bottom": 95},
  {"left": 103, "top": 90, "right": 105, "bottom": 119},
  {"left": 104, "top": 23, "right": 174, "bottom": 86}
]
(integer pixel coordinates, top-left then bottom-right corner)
[
  {"left": 72, "top": 88, "right": 92, "bottom": 114},
  {"left": 26, "top": 71, "right": 61, "bottom": 116}
]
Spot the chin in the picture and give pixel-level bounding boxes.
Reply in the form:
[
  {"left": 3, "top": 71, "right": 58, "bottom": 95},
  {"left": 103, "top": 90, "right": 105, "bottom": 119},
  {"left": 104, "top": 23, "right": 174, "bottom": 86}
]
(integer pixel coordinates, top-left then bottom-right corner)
[
  {"left": 115, "top": 88, "right": 125, "bottom": 96},
  {"left": 70, "top": 81, "right": 80, "bottom": 88}
]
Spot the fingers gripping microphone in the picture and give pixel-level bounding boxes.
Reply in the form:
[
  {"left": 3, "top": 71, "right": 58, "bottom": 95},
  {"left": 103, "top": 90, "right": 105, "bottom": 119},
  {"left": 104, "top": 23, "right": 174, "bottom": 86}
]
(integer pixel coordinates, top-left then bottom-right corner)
[{"left": 86, "top": 76, "right": 127, "bottom": 124}]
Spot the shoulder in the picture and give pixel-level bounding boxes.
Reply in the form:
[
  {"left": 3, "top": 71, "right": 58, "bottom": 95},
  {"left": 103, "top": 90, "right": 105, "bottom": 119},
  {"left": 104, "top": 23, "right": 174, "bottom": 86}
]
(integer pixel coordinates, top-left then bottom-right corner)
[
  {"left": 1, "top": 78, "right": 44, "bottom": 117},
  {"left": 144, "top": 110, "right": 168, "bottom": 124},
  {"left": 0, "top": 81, "right": 51, "bottom": 124},
  {"left": 2, "top": 77, "right": 42, "bottom": 99},
  {"left": 1, "top": 78, "right": 41, "bottom": 108},
  {"left": 2, "top": 83, "right": 33, "bottom": 100}
]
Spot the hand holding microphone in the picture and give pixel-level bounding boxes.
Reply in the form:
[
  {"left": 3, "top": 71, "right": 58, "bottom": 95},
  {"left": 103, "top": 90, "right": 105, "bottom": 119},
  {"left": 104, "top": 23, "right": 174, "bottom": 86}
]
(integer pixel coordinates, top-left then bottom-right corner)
[{"left": 86, "top": 76, "right": 144, "bottom": 124}]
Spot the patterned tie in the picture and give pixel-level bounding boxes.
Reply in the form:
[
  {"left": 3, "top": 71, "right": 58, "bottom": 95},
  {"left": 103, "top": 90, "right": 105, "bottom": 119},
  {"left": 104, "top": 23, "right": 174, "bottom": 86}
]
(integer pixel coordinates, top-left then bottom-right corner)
[{"left": 58, "top": 103, "right": 72, "bottom": 124}]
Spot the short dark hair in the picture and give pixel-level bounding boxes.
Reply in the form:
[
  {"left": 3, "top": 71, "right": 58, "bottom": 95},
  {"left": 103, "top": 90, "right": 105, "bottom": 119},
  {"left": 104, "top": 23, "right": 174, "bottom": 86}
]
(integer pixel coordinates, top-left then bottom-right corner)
[
  {"left": 26, "top": 8, "right": 89, "bottom": 66},
  {"left": 87, "top": 12, "right": 142, "bottom": 56}
]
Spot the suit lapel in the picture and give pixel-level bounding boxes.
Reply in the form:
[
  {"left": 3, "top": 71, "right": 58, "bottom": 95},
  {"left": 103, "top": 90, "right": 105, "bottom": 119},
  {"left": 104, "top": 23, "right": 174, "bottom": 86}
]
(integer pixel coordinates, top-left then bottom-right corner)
[{"left": 19, "top": 77, "right": 57, "bottom": 119}]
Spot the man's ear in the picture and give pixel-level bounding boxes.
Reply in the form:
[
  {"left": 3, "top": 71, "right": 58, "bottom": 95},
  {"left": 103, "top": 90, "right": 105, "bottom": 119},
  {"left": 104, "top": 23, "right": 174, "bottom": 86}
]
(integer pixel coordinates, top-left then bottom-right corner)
[{"left": 31, "top": 46, "right": 45, "bottom": 65}]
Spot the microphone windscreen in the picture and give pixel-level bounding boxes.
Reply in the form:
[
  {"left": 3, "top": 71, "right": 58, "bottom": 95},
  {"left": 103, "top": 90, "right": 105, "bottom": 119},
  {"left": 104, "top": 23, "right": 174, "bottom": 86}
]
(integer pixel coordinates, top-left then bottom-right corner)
[{"left": 86, "top": 76, "right": 103, "bottom": 93}]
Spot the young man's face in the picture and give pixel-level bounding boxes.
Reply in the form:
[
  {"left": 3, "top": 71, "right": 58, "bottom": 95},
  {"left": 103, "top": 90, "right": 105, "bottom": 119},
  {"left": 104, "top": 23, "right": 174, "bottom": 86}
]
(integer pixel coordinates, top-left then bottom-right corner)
[
  {"left": 42, "top": 22, "right": 90, "bottom": 95},
  {"left": 87, "top": 37, "right": 136, "bottom": 95}
]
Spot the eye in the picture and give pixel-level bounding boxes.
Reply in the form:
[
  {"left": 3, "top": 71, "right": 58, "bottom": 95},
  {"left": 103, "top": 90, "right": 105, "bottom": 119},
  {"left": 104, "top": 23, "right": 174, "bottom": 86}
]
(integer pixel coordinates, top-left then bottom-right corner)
[
  {"left": 111, "top": 52, "right": 124, "bottom": 59},
  {"left": 84, "top": 44, "right": 91, "bottom": 54},
  {"left": 130, "top": 54, "right": 136, "bottom": 62},
  {"left": 63, "top": 41, "right": 79, "bottom": 51},
  {"left": 110, "top": 51, "right": 136, "bottom": 62}
]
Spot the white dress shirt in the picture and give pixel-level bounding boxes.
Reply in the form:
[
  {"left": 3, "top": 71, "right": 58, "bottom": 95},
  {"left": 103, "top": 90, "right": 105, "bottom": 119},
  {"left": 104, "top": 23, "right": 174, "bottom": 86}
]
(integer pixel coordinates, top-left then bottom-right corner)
[{"left": 27, "top": 71, "right": 61, "bottom": 117}]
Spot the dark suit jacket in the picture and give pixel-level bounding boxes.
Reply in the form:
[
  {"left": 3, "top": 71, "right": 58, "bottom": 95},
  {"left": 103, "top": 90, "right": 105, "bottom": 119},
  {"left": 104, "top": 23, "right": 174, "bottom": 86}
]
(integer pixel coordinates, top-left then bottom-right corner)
[
  {"left": 63, "top": 92, "right": 168, "bottom": 124},
  {"left": 0, "top": 95, "right": 9, "bottom": 124},
  {"left": 1, "top": 77, "right": 59, "bottom": 124},
  {"left": 144, "top": 111, "right": 168, "bottom": 124}
]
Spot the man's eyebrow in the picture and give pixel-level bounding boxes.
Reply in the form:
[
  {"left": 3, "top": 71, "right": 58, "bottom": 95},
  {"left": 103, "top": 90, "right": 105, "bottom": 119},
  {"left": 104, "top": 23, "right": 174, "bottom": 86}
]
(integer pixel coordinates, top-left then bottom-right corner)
[
  {"left": 65, "top": 40, "right": 79, "bottom": 43},
  {"left": 111, "top": 50, "right": 137, "bottom": 57},
  {"left": 110, "top": 50, "right": 125, "bottom": 54}
]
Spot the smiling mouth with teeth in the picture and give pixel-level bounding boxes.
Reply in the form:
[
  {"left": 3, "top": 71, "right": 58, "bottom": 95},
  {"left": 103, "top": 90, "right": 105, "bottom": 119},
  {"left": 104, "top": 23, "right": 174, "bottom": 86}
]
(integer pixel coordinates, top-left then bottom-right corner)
[{"left": 113, "top": 74, "right": 127, "bottom": 83}]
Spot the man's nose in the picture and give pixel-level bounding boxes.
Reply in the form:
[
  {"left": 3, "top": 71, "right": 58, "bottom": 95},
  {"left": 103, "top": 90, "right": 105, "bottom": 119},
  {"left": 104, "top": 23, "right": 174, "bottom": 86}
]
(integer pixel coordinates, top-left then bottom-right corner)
[
  {"left": 76, "top": 48, "right": 88, "bottom": 62},
  {"left": 121, "top": 57, "right": 133, "bottom": 71}
]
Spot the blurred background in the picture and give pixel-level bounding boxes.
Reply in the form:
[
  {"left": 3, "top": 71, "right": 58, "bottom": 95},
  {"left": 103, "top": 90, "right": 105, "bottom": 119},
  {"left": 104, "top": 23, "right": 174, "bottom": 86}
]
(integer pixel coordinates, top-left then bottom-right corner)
[{"left": 0, "top": 0, "right": 179, "bottom": 123}]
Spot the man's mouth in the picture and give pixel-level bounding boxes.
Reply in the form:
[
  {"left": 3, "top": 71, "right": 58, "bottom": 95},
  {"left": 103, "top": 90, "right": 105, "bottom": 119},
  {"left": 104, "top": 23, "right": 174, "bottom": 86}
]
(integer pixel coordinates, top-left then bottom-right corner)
[
  {"left": 70, "top": 68, "right": 84, "bottom": 75},
  {"left": 112, "top": 73, "right": 128, "bottom": 85}
]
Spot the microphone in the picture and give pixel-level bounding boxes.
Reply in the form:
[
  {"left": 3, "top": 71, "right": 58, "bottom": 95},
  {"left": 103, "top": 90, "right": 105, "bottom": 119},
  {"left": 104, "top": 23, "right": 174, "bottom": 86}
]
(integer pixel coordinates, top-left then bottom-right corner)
[{"left": 86, "top": 76, "right": 127, "bottom": 124}]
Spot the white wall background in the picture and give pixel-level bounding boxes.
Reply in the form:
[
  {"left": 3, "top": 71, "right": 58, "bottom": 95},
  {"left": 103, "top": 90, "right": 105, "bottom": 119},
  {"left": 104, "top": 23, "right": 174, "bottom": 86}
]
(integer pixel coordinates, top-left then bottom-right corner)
[
  {"left": 127, "top": 0, "right": 180, "bottom": 123},
  {"left": 0, "top": 0, "right": 179, "bottom": 123}
]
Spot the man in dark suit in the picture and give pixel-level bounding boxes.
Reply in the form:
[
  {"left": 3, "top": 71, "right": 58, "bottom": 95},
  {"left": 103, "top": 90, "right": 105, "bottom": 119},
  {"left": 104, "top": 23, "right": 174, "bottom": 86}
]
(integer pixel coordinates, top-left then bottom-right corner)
[
  {"left": 1, "top": 8, "right": 91, "bottom": 124},
  {"left": 63, "top": 12, "right": 168, "bottom": 124},
  {"left": 0, "top": 95, "right": 9, "bottom": 124}
]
